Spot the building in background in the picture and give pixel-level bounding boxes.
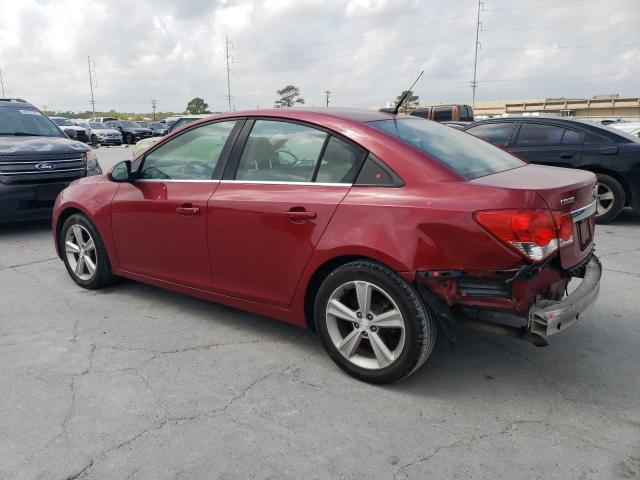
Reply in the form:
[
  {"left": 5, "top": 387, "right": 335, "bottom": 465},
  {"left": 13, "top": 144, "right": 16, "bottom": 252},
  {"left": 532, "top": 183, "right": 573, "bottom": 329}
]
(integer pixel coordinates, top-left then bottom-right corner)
[{"left": 471, "top": 94, "right": 640, "bottom": 121}]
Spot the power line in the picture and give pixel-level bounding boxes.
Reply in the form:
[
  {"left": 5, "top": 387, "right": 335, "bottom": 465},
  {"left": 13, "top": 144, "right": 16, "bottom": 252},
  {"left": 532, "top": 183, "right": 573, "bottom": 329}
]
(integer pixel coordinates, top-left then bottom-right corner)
[
  {"left": 233, "top": 13, "right": 476, "bottom": 51},
  {"left": 483, "top": 20, "right": 640, "bottom": 31},
  {"left": 484, "top": 0, "right": 636, "bottom": 12},
  {"left": 484, "top": 42, "right": 640, "bottom": 52}
]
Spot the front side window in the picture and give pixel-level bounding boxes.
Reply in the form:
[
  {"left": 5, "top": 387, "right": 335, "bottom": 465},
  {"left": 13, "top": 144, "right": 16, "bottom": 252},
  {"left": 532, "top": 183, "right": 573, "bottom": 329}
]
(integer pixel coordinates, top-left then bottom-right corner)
[
  {"left": 466, "top": 122, "right": 516, "bottom": 146},
  {"left": 235, "top": 120, "right": 327, "bottom": 182},
  {"left": 516, "top": 123, "right": 564, "bottom": 146},
  {"left": 315, "top": 137, "right": 366, "bottom": 183},
  {"left": 433, "top": 107, "right": 452, "bottom": 122},
  {"left": 140, "top": 121, "right": 237, "bottom": 180},
  {"left": 368, "top": 118, "right": 524, "bottom": 180}
]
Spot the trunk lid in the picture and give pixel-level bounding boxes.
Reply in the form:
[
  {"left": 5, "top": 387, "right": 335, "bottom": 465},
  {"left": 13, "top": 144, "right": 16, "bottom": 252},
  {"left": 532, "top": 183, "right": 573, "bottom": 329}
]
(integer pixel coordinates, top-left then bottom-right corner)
[{"left": 472, "top": 164, "right": 597, "bottom": 268}]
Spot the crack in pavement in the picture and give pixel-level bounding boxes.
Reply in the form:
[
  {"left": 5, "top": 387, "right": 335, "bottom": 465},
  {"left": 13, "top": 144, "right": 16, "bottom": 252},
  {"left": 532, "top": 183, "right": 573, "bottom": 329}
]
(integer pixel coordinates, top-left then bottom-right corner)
[
  {"left": 0, "top": 257, "right": 58, "bottom": 272},
  {"left": 604, "top": 268, "right": 640, "bottom": 277},
  {"left": 60, "top": 359, "right": 305, "bottom": 479},
  {"left": 393, "top": 419, "right": 547, "bottom": 479}
]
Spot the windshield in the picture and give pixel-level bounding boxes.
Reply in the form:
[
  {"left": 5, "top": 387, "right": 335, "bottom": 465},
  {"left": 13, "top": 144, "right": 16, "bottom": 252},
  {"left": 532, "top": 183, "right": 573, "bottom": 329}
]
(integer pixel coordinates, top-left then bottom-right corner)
[
  {"left": 89, "top": 122, "right": 106, "bottom": 129},
  {"left": 52, "top": 117, "right": 74, "bottom": 126},
  {"left": 0, "top": 107, "right": 63, "bottom": 137},
  {"left": 121, "top": 121, "right": 140, "bottom": 128},
  {"left": 368, "top": 118, "right": 525, "bottom": 179}
]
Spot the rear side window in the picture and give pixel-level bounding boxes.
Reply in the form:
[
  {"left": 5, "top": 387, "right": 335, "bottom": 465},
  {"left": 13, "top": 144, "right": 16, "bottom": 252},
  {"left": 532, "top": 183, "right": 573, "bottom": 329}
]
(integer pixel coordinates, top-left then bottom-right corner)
[
  {"left": 516, "top": 123, "right": 564, "bottom": 146},
  {"left": 235, "top": 120, "right": 327, "bottom": 182},
  {"left": 465, "top": 123, "right": 516, "bottom": 146},
  {"left": 461, "top": 106, "right": 474, "bottom": 121},
  {"left": 368, "top": 119, "right": 524, "bottom": 180},
  {"left": 561, "top": 129, "right": 585, "bottom": 144},
  {"left": 354, "top": 154, "right": 403, "bottom": 187},
  {"left": 315, "top": 137, "right": 366, "bottom": 183},
  {"left": 433, "top": 107, "right": 452, "bottom": 122}
]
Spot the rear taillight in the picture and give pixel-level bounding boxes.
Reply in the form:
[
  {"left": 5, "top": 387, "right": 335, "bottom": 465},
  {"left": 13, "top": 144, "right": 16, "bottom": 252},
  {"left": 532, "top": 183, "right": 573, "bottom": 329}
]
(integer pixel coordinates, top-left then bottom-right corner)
[{"left": 474, "top": 209, "right": 573, "bottom": 262}]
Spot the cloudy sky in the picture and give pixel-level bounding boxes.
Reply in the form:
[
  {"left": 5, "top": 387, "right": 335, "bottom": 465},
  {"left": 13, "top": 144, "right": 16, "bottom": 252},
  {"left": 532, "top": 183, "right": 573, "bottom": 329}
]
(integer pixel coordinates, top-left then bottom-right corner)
[{"left": 0, "top": 0, "right": 638, "bottom": 113}]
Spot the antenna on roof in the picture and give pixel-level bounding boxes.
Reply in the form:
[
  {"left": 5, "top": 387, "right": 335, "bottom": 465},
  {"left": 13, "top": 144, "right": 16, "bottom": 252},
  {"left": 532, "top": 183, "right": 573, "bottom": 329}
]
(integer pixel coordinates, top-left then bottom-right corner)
[{"left": 392, "top": 70, "right": 424, "bottom": 115}]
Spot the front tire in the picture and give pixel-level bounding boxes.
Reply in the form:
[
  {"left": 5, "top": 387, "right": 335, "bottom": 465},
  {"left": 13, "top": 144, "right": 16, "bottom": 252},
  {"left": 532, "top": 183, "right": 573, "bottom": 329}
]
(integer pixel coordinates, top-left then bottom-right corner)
[
  {"left": 60, "top": 214, "right": 115, "bottom": 289},
  {"left": 314, "top": 260, "right": 437, "bottom": 384},
  {"left": 595, "top": 173, "right": 625, "bottom": 223}
]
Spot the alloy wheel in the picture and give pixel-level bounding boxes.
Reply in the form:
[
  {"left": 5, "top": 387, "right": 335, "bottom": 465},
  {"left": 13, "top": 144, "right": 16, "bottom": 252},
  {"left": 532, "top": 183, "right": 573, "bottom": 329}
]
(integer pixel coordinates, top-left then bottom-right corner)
[
  {"left": 64, "top": 224, "right": 98, "bottom": 281},
  {"left": 596, "top": 183, "right": 615, "bottom": 216},
  {"left": 325, "top": 280, "right": 406, "bottom": 370}
]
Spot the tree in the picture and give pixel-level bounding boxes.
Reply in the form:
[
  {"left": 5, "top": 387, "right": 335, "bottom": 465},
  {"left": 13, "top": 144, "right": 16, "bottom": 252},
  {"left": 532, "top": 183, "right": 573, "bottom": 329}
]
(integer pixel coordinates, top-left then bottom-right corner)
[
  {"left": 186, "top": 97, "right": 209, "bottom": 114},
  {"left": 274, "top": 85, "right": 305, "bottom": 108},
  {"left": 394, "top": 90, "right": 419, "bottom": 113}
]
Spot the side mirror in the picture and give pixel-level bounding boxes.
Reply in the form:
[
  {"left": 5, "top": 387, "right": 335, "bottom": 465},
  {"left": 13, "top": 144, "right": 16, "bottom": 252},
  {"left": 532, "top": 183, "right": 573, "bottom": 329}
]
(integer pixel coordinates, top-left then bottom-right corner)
[{"left": 109, "top": 160, "right": 132, "bottom": 182}]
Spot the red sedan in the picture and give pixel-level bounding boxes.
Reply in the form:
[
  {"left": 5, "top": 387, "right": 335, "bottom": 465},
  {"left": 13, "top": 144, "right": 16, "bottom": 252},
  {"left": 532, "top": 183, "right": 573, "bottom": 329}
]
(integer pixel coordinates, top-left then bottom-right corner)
[{"left": 52, "top": 108, "right": 601, "bottom": 383}]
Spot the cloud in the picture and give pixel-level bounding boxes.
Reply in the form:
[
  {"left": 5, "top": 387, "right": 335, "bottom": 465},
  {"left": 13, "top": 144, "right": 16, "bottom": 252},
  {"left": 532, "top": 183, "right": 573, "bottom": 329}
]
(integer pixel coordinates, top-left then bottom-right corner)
[{"left": 0, "top": 0, "right": 638, "bottom": 113}]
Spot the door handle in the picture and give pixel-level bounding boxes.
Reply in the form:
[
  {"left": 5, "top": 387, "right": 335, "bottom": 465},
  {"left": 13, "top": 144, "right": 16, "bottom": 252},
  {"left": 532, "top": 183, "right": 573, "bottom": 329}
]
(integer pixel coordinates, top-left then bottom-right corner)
[
  {"left": 176, "top": 205, "right": 200, "bottom": 216},
  {"left": 284, "top": 209, "right": 317, "bottom": 222},
  {"left": 560, "top": 153, "right": 574, "bottom": 159}
]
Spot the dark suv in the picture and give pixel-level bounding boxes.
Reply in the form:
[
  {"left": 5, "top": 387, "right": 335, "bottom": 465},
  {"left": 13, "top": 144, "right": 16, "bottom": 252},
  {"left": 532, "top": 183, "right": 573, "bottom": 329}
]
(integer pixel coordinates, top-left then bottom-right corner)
[
  {"left": 0, "top": 99, "right": 102, "bottom": 222},
  {"left": 104, "top": 120, "right": 153, "bottom": 145},
  {"left": 464, "top": 117, "right": 640, "bottom": 223}
]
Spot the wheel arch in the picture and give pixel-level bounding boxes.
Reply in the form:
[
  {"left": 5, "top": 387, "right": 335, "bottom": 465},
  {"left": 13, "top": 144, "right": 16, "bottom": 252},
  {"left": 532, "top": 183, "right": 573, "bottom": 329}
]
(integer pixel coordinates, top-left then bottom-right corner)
[
  {"left": 303, "top": 254, "right": 402, "bottom": 332},
  {"left": 55, "top": 207, "right": 85, "bottom": 259},
  {"left": 580, "top": 165, "right": 631, "bottom": 206}
]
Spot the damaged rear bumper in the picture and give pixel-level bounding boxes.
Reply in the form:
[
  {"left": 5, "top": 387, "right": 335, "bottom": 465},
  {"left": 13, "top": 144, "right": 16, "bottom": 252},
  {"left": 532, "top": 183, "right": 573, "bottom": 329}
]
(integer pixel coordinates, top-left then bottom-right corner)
[{"left": 529, "top": 255, "right": 602, "bottom": 337}]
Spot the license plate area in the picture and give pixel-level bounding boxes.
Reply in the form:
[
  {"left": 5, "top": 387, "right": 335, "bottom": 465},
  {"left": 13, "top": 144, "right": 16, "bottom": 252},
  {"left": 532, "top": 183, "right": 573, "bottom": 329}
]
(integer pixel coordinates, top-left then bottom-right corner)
[{"left": 576, "top": 218, "right": 592, "bottom": 251}]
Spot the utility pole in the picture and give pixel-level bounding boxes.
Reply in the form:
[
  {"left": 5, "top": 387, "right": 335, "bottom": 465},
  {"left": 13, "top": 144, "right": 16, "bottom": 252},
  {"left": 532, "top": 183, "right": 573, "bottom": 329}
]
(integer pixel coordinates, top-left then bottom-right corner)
[
  {"left": 151, "top": 99, "right": 158, "bottom": 120},
  {"left": 0, "top": 69, "right": 6, "bottom": 97},
  {"left": 225, "top": 36, "right": 233, "bottom": 112},
  {"left": 87, "top": 56, "right": 97, "bottom": 116},
  {"left": 471, "top": 0, "right": 483, "bottom": 109},
  {"left": 324, "top": 90, "right": 331, "bottom": 107}
]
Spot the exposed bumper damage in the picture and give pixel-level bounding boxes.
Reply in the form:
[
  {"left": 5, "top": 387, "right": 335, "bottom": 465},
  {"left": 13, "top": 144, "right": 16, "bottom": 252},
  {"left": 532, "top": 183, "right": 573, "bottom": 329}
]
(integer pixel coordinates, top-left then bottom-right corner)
[
  {"left": 529, "top": 256, "right": 601, "bottom": 337},
  {"left": 416, "top": 254, "right": 602, "bottom": 345}
]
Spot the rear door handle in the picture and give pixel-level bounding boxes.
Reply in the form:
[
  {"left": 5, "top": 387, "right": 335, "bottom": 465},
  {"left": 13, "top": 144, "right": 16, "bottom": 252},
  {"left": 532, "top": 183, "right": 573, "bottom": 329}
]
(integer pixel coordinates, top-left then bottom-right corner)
[
  {"left": 176, "top": 205, "right": 200, "bottom": 216},
  {"left": 284, "top": 210, "right": 317, "bottom": 222}
]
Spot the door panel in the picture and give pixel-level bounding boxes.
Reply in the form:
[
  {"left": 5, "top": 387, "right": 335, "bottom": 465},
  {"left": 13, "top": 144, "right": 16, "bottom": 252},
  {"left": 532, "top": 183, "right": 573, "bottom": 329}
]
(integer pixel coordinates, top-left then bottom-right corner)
[
  {"left": 208, "top": 182, "right": 349, "bottom": 307},
  {"left": 507, "top": 122, "right": 583, "bottom": 168},
  {"left": 112, "top": 181, "right": 217, "bottom": 288}
]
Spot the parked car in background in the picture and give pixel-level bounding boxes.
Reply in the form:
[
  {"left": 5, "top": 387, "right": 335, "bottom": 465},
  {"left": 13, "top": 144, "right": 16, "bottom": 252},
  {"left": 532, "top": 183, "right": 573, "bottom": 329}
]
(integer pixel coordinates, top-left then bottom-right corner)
[
  {"left": 149, "top": 122, "right": 169, "bottom": 136},
  {"left": 50, "top": 117, "right": 90, "bottom": 143},
  {"left": 611, "top": 122, "right": 640, "bottom": 139},
  {"left": 0, "top": 98, "right": 100, "bottom": 222},
  {"left": 442, "top": 121, "right": 471, "bottom": 129},
  {"left": 409, "top": 104, "right": 474, "bottom": 122},
  {"left": 87, "top": 116, "right": 118, "bottom": 124},
  {"left": 104, "top": 120, "right": 153, "bottom": 145},
  {"left": 463, "top": 117, "right": 640, "bottom": 223},
  {"left": 53, "top": 108, "right": 601, "bottom": 383},
  {"left": 132, "top": 114, "right": 214, "bottom": 155},
  {"left": 71, "top": 120, "right": 98, "bottom": 146},
  {"left": 88, "top": 122, "right": 123, "bottom": 146}
]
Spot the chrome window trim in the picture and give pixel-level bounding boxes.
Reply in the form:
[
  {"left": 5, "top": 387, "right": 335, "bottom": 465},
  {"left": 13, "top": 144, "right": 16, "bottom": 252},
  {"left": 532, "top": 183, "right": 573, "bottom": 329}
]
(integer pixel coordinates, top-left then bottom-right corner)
[
  {"left": 570, "top": 200, "right": 597, "bottom": 222},
  {"left": 136, "top": 179, "right": 219, "bottom": 183},
  {"left": 220, "top": 180, "right": 351, "bottom": 187}
]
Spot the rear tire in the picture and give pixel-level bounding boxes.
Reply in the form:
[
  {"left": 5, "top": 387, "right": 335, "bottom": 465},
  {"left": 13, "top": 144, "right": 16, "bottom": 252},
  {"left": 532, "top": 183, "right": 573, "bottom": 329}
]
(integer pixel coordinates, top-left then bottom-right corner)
[
  {"left": 595, "top": 173, "right": 624, "bottom": 223},
  {"left": 314, "top": 260, "right": 436, "bottom": 384},
  {"left": 60, "top": 214, "right": 115, "bottom": 289}
]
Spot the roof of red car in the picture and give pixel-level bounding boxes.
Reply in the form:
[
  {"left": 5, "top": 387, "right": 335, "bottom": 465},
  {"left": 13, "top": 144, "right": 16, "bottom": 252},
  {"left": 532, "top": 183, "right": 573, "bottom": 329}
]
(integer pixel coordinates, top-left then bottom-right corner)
[{"left": 223, "top": 107, "right": 413, "bottom": 123}]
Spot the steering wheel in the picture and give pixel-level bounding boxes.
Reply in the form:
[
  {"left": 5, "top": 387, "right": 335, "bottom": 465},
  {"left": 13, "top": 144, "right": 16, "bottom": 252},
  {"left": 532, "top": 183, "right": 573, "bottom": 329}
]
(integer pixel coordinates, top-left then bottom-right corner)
[
  {"left": 275, "top": 150, "right": 299, "bottom": 166},
  {"left": 179, "top": 162, "right": 213, "bottom": 179}
]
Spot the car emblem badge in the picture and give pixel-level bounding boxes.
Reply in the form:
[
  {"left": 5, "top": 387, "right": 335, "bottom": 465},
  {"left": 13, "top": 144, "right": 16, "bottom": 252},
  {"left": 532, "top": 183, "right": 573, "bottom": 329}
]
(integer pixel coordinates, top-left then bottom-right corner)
[
  {"left": 35, "top": 162, "right": 56, "bottom": 170},
  {"left": 560, "top": 196, "right": 575, "bottom": 206}
]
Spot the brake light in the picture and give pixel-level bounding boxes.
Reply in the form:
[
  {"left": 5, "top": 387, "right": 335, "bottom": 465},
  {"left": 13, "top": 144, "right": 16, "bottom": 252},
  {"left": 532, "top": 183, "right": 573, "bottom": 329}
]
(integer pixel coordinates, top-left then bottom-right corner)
[{"left": 474, "top": 209, "right": 573, "bottom": 262}]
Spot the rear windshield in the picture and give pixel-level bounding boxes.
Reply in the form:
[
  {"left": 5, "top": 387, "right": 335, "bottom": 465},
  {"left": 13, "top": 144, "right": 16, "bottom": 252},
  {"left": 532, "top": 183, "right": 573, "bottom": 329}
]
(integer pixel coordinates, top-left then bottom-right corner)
[{"left": 368, "top": 118, "right": 525, "bottom": 179}]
